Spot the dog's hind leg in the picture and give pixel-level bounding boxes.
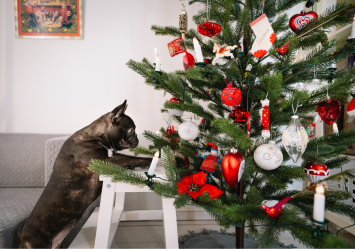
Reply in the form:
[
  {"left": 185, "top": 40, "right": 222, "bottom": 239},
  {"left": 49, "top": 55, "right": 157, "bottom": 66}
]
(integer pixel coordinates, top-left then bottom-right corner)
[{"left": 52, "top": 221, "right": 76, "bottom": 249}]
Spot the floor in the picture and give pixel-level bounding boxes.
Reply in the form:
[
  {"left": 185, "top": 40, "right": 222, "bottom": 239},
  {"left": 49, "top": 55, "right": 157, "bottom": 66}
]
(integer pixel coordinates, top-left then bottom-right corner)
[{"left": 110, "top": 220, "right": 306, "bottom": 248}]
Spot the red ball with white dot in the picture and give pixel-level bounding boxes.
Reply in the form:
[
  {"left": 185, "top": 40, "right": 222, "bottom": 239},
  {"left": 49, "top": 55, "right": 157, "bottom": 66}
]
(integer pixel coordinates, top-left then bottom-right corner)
[
  {"left": 166, "top": 97, "right": 184, "bottom": 116},
  {"left": 221, "top": 83, "right": 242, "bottom": 107},
  {"left": 303, "top": 162, "right": 330, "bottom": 183}
]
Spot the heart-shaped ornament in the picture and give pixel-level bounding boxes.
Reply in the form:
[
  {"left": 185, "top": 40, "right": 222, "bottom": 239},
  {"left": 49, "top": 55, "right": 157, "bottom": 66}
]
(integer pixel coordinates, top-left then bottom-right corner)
[
  {"left": 316, "top": 99, "right": 341, "bottom": 125},
  {"left": 289, "top": 11, "right": 318, "bottom": 33}
]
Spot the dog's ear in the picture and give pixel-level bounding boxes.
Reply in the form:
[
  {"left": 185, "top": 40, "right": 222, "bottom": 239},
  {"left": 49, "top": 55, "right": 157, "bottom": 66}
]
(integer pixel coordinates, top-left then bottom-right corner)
[{"left": 111, "top": 100, "right": 127, "bottom": 123}]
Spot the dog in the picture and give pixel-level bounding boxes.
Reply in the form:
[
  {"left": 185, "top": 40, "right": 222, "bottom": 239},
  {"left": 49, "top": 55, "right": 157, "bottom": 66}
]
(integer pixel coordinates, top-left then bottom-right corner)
[{"left": 18, "top": 100, "right": 152, "bottom": 248}]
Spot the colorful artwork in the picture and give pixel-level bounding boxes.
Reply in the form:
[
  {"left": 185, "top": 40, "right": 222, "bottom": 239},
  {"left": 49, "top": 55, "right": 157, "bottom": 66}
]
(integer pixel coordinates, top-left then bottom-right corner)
[{"left": 14, "top": 0, "right": 83, "bottom": 39}]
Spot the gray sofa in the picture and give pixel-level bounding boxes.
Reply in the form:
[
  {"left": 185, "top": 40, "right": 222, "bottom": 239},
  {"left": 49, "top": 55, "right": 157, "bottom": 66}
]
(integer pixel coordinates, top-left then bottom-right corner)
[{"left": 0, "top": 133, "right": 101, "bottom": 248}]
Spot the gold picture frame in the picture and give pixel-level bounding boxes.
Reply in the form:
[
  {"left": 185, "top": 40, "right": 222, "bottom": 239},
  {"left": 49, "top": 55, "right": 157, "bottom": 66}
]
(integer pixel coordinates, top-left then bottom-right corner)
[{"left": 14, "top": 0, "right": 83, "bottom": 40}]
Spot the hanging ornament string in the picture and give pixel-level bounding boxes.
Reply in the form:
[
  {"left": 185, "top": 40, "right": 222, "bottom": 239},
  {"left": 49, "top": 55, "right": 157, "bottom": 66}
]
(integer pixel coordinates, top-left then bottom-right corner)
[
  {"left": 206, "top": 0, "right": 210, "bottom": 20},
  {"left": 292, "top": 100, "right": 300, "bottom": 115}
]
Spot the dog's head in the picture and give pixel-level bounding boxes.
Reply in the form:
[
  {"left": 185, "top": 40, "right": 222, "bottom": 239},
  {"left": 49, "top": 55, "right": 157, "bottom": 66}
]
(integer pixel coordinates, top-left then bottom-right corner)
[{"left": 104, "top": 100, "right": 139, "bottom": 151}]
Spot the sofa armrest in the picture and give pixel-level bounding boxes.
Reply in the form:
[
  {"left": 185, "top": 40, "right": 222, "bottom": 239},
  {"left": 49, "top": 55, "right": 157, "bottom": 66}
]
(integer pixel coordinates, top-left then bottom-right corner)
[{"left": 45, "top": 136, "right": 70, "bottom": 186}]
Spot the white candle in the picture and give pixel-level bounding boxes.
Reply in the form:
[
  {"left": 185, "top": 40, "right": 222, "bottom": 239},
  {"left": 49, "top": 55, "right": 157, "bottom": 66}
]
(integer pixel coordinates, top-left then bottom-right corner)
[
  {"left": 351, "top": 16, "right": 355, "bottom": 39},
  {"left": 154, "top": 48, "right": 158, "bottom": 60},
  {"left": 193, "top": 37, "right": 204, "bottom": 62},
  {"left": 313, "top": 184, "right": 325, "bottom": 223},
  {"left": 330, "top": 63, "right": 336, "bottom": 69},
  {"left": 147, "top": 151, "right": 160, "bottom": 176},
  {"left": 333, "top": 122, "right": 339, "bottom": 134},
  {"left": 155, "top": 57, "right": 161, "bottom": 71}
]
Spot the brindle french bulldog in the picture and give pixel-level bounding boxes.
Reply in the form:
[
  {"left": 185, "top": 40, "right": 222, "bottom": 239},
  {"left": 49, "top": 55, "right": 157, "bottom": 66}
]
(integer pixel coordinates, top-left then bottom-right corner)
[{"left": 18, "top": 100, "right": 152, "bottom": 248}]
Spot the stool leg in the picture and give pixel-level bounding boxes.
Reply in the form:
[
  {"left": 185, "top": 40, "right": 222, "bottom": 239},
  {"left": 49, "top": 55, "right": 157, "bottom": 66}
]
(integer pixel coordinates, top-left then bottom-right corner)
[
  {"left": 161, "top": 197, "right": 179, "bottom": 249},
  {"left": 115, "top": 192, "right": 125, "bottom": 210},
  {"left": 94, "top": 181, "right": 116, "bottom": 249}
]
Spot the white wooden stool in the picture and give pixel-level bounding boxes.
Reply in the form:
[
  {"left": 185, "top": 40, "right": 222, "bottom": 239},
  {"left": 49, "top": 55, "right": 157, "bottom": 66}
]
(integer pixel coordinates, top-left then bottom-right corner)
[{"left": 69, "top": 166, "right": 179, "bottom": 249}]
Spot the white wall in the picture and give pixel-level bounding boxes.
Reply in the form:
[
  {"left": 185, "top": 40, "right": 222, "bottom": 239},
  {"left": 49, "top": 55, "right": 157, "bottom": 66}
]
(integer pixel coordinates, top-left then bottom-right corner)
[{"left": 0, "top": 0, "right": 199, "bottom": 146}]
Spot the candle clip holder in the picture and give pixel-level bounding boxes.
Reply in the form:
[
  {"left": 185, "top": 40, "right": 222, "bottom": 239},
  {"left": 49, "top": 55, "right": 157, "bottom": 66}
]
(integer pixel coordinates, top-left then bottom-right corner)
[
  {"left": 152, "top": 70, "right": 163, "bottom": 84},
  {"left": 346, "top": 38, "right": 355, "bottom": 53},
  {"left": 309, "top": 217, "right": 329, "bottom": 239},
  {"left": 145, "top": 172, "right": 156, "bottom": 189},
  {"left": 195, "top": 62, "right": 207, "bottom": 68}
]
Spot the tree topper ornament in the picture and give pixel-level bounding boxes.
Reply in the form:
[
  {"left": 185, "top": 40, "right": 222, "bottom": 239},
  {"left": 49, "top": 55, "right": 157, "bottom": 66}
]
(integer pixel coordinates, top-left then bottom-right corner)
[
  {"left": 261, "top": 98, "right": 270, "bottom": 138},
  {"left": 212, "top": 43, "right": 238, "bottom": 65}
]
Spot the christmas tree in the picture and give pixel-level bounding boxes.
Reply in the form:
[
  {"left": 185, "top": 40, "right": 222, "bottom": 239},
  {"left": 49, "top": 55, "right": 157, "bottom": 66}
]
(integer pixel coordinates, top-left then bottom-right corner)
[{"left": 90, "top": 0, "right": 355, "bottom": 247}]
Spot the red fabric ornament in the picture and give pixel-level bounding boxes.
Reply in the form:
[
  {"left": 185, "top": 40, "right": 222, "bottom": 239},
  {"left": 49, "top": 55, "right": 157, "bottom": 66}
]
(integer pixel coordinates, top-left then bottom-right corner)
[
  {"left": 221, "top": 83, "right": 242, "bottom": 106},
  {"left": 197, "top": 20, "right": 222, "bottom": 37},
  {"left": 183, "top": 52, "right": 195, "bottom": 70},
  {"left": 200, "top": 155, "right": 218, "bottom": 173},
  {"left": 289, "top": 11, "right": 318, "bottom": 33},
  {"left": 316, "top": 99, "right": 341, "bottom": 125},
  {"left": 167, "top": 37, "right": 186, "bottom": 57},
  {"left": 262, "top": 196, "right": 291, "bottom": 218},
  {"left": 229, "top": 107, "right": 248, "bottom": 123},
  {"left": 261, "top": 99, "right": 270, "bottom": 138},
  {"left": 275, "top": 41, "right": 290, "bottom": 55},
  {"left": 204, "top": 58, "right": 212, "bottom": 64},
  {"left": 221, "top": 151, "right": 245, "bottom": 189},
  {"left": 303, "top": 162, "right": 330, "bottom": 183},
  {"left": 177, "top": 171, "right": 223, "bottom": 200}
]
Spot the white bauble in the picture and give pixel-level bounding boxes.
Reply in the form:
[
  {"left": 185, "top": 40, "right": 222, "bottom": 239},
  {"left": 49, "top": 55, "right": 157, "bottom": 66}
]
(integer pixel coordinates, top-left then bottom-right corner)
[
  {"left": 178, "top": 119, "right": 199, "bottom": 141},
  {"left": 254, "top": 141, "right": 283, "bottom": 170},
  {"left": 282, "top": 115, "right": 309, "bottom": 163}
]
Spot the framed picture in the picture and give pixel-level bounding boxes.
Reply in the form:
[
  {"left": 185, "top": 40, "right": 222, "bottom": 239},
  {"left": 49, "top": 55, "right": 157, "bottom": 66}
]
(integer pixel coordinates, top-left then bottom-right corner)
[{"left": 14, "top": 0, "right": 83, "bottom": 40}]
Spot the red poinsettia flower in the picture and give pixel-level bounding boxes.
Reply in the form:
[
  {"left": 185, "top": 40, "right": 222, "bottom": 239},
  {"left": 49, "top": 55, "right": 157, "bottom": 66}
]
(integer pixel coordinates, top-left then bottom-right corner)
[{"left": 177, "top": 171, "right": 223, "bottom": 200}]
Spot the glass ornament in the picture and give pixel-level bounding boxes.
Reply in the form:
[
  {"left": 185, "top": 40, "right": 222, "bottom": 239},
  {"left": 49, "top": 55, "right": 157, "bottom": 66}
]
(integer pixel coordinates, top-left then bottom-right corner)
[
  {"left": 197, "top": 20, "right": 222, "bottom": 37},
  {"left": 282, "top": 115, "right": 309, "bottom": 163},
  {"left": 179, "top": 8, "right": 188, "bottom": 40},
  {"left": 178, "top": 118, "right": 199, "bottom": 141}
]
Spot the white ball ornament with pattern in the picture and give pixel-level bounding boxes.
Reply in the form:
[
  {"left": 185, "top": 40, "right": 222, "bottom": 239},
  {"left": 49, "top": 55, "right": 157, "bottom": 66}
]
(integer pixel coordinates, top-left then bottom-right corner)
[
  {"left": 178, "top": 118, "right": 199, "bottom": 141},
  {"left": 282, "top": 115, "right": 309, "bottom": 163},
  {"left": 254, "top": 141, "right": 283, "bottom": 170}
]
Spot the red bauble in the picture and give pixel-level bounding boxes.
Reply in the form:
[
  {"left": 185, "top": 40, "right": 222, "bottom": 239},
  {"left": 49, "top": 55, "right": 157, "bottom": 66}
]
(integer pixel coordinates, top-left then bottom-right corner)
[
  {"left": 262, "top": 196, "right": 291, "bottom": 218},
  {"left": 229, "top": 107, "right": 248, "bottom": 123},
  {"left": 303, "top": 162, "right": 330, "bottom": 183},
  {"left": 167, "top": 37, "right": 186, "bottom": 57},
  {"left": 316, "top": 99, "right": 341, "bottom": 125},
  {"left": 167, "top": 97, "right": 182, "bottom": 103},
  {"left": 204, "top": 58, "right": 212, "bottom": 64},
  {"left": 221, "top": 151, "right": 245, "bottom": 189},
  {"left": 183, "top": 52, "right": 195, "bottom": 70},
  {"left": 221, "top": 83, "right": 242, "bottom": 106},
  {"left": 197, "top": 20, "right": 222, "bottom": 37},
  {"left": 289, "top": 11, "right": 318, "bottom": 33}
]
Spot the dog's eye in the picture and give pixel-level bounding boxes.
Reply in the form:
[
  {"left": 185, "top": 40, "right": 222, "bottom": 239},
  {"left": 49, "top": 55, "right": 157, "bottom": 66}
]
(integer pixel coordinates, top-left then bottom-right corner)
[{"left": 128, "top": 128, "right": 134, "bottom": 134}]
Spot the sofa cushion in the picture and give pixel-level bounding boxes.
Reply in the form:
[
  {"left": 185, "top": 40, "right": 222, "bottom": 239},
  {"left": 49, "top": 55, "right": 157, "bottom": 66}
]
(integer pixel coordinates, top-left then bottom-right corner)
[
  {"left": 0, "top": 188, "right": 44, "bottom": 248},
  {"left": 45, "top": 136, "right": 70, "bottom": 186},
  {"left": 0, "top": 133, "right": 65, "bottom": 187}
]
